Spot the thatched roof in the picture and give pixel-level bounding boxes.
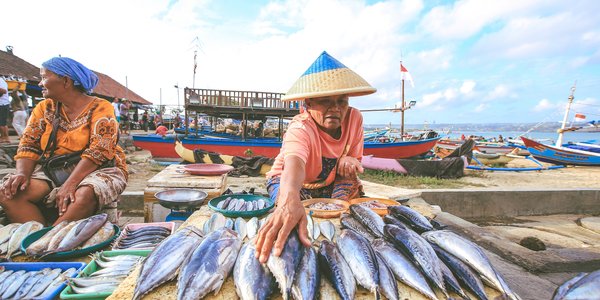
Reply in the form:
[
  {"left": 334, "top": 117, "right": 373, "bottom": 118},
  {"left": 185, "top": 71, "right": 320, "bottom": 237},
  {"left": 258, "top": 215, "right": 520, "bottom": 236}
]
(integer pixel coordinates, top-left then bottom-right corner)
[{"left": 0, "top": 49, "right": 152, "bottom": 105}]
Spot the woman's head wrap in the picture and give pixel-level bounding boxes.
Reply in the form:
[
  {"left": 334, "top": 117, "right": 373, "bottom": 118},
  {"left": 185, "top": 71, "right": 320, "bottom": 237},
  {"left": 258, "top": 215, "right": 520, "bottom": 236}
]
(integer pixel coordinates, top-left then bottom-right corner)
[{"left": 42, "top": 57, "right": 98, "bottom": 94}]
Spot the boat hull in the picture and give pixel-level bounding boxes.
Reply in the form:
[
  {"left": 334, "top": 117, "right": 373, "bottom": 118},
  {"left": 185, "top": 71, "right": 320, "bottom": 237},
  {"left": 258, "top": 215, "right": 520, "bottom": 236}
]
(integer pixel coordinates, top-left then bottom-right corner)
[
  {"left": 132, "top": 134, "right": 441, "bottom": 159},
  {"left": 521, "top": 137, "right": 600, "bottom": 166}
]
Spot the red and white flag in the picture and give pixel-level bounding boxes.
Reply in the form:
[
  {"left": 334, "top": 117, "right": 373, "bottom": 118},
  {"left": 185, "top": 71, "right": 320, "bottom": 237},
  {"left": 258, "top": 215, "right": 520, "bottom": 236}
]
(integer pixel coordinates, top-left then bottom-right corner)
[
  {"left": 574, "top": 113, "right": 586, "bottom": 121},
  {"left": 401, "top": 63, "right": 415, "bottom": 88}
]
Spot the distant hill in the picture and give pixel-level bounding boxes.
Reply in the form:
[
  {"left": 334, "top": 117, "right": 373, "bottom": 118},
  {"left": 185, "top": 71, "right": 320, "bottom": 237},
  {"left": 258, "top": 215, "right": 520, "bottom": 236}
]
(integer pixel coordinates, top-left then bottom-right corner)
[{"left": 364, "top": 122, "right": 578, "bottom": 133}]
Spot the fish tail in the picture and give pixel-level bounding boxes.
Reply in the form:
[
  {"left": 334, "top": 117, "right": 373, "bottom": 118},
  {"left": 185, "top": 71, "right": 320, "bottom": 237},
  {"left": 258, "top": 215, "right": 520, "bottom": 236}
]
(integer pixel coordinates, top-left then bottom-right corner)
[{"left": 374, "top": 288, "right": 381, "bottom": 300}]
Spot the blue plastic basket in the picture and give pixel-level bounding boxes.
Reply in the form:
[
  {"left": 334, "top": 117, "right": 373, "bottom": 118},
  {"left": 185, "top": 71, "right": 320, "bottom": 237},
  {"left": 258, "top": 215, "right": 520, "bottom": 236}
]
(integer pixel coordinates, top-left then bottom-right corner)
[{"left": 0, "top": 262, "right": 86, "bottom": 300}]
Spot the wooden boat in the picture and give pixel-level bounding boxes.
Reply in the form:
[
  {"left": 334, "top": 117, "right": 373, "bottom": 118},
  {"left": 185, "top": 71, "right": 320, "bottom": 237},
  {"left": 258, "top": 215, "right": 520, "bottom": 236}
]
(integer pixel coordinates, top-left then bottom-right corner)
[
  {"left": 472, "top": 150, "right": 518, "bottom": 165},
  {"left": 132, "top": 134, "right": 441, "bottom": 159},
  {"left": 521, "top": 137, "right": 600, "bottom": 166},
  {"left": 436, "top": 139, "right": 515, "bottom": 154}
]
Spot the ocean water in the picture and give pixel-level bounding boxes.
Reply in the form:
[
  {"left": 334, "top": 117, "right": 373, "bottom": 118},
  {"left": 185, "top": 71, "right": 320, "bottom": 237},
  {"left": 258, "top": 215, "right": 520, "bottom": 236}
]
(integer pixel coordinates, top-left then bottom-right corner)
[{"left": 444, "top": 131, "right": 598, "bottom": 144}]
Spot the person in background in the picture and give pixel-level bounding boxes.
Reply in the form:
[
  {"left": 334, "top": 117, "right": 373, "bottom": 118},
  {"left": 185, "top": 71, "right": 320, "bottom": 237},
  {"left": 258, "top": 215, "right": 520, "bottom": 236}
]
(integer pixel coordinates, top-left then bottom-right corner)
[
  {"left": 10, "top": 88, "right": 27, "bottom": 138},
  {"left": 255, "top": 51, "right": 375, "bottom": 262},
  {"left": 498, "top": 134, "right": 504, "bottom": 143},
  {"left": 0, "top": 57, "right": 127, "bottom": 225},
  {"left": 155, "top": 122, "right": 168, "bottom": 137},
  {"left": 0, "top": 77, "right": 10, "bottom": 143},
  {"left": 154, "top": 112, "right": 162, "bottom": 129},
  {"left": 119, "top": 98, "right": 131, "bottom": 135},
  {"left": 141, "top": 110, "right": 149, "bottom": 132},
  {"left": 112, "top": 97, "right": 121, "bottom": 123}
]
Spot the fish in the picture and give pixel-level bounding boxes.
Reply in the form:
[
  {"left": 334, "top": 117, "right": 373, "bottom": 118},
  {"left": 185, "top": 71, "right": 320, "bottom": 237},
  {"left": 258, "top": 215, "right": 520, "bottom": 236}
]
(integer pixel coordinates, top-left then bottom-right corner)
[
  {"left": 46, "top": 214, "right": 108, "bottom": 255},
  {"left": 340, "top": 215, "right": 375, "bottom": 242},
  {"left": 36, "top": 268, "right": 77, "bottom": 299},
  {"left": 292, "top": 245, "right": 320, "bottom": 300},
  {"left": 26, "top": 221, "right": 69, "bottom": 256},
  {"left": 552, "top": 272, "right": 588, "bottom": 300},
  {"left": 126, "top": 226, "right": 171, "bottom": 235},
  {"left": 81, "top": 221, "right": 115, "bottom": 248},
  {"left": 217, "top": 197, "right": 232, "bottom": 209},
  {"left": 307, "top": 214, "right": 320, "bottom": 241},
  {"left": 375, "top": 253, "right": 399, "bottom": 300},
  {"left": 439, "top": 257, "right": 470, "bottom": 299},
  {"left": 23, "top": 268, "right": 62, "bottom": 298},
  {"left": 0, "top": 270, "right": 26, "bottom": 292},
  {"left": 233, "top": 240, "right": 275, "bottom": 300},
  {"left": 247, "top": 217, "right": 259, "bottom": 239},
  {"left": 388, "top": 205, "right": 434, "bottom": 233},
  {"left": 177, "top": 227, "right": 242, "bottom": 300},
  {"left": 349, "top": 204, "right": 384, "bottom": 238},
  {"left": 132, "top": 226, "right": 204, "bottom": 300},
  {"left": 318, "top": 240, "right": 356, "bottom": 300},
  {"left": 225, "top": 218, "right": 235, "bottom": 229},
  {"left": 337, "top": 229, "right": 380, "bottom": 297},
  {"left": 372, "top": 239, "right": 438, "bottom": 300},
  {"left": 0, "top": 223, "right": 21, "bottom": 245},
  {"left": 423, "top": 230, "right": 520, "bottom": 300},
  {"left": 319, "top": 220, "right": 335, "bottom": 241},
  {"left": 267, "top": 229, "right": 304, "bottom": 300},
  {"left": 235, "top": 217, "right": 247, "bottom": 240},
  {"left": 3, "top": 270, "right": 34, "bottom": 298},
  {"left": 209, "top": 213, "right": 227, "bottom": 233},
  {"left": 13, "top": 268, "right": 51, "bottom": 299},
  {"left": 384, "top": 224, "right": 447, "bottom": 297},
  {"left": 6, "top": 221, "right": 44, "bottom": 258},
  {"left": 45, "top": 221, "right": 81, "bottom": 252},
  {"left": 558, "top": 269, "right": 600, "bottom": 300},
  {"left": 226, "top": 198, "right": 239, "bottom": 211},
  {"left": 433, "top": 244, "right": 487, "bottom": 300},
  {"left": 383, "top": 214, "right": 411, "bottom": 229},
  {"left": 69, "top": 282, "right": 121, "bottom": 294}
]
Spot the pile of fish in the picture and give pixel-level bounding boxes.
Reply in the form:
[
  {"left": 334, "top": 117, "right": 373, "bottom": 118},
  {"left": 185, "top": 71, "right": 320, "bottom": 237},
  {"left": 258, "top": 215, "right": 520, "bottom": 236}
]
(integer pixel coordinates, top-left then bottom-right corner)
[
  {"left": 0, "top": 266, "right": 77, "bottom": 299},
  {"left": 202, "top": 212, "right": 271, "bottom": 240},
  {"left": 552, "top": 269, "right": 600, "bottom": 299},
  {"left": 1, "top": 221, "right": 44, "bottom": 259},
  {"left": 66, "top": 252, "right": 142, "bottom": 295},
  {"left": 113, "top": 225, "right": 172, "bottom": 250},
  {"left": 25, "top": 213, "right": 114, "bottom": 258},
  {"left": 215, "top": 196, "right": 270, "bottom": 212},
  {"left": 308, "top": 202, "right": 345, "bottom": 210},
  {"left": 356, "top": 200, "right": 389, "bottom": 209}
]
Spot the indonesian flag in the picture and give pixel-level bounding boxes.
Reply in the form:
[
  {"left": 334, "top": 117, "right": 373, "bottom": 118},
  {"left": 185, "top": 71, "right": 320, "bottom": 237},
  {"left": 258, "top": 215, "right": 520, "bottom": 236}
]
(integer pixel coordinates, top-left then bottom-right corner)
[
  {"left": 401, "top": 63, "right": 415, "bottom": 88},
  {"left": 575, "top": 113, "right": 586, "bottom": 121}
]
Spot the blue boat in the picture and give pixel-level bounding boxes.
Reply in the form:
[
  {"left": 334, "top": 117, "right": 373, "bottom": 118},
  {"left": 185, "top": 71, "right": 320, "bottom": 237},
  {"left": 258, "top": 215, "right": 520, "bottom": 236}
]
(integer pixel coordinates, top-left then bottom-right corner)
[{"left": 521, "top": 137, "right": 600, "bottom": 166}]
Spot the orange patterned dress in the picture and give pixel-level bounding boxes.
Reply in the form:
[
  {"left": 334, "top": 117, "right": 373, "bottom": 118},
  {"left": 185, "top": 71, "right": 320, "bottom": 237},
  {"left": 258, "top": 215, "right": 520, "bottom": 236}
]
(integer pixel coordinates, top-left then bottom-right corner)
[{"left": 15, "top": 98, "right": 128, "bottom": 179}]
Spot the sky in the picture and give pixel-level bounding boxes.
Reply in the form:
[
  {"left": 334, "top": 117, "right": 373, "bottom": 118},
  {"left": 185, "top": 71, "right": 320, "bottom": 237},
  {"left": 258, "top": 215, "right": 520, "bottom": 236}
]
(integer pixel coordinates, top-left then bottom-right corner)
[{"left": 3, "top": 0, "right": 600, "bottom": 125}]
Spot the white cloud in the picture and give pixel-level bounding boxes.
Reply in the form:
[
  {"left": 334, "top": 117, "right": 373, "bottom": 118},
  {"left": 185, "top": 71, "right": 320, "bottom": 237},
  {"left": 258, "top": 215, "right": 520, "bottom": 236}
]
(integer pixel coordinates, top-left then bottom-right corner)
[
  {"left": 533, "top": 98, "right": 559, "bottom": 112},
  {"left": 460, "top": 80, "right": 476, "bottom": 94},
  {"left": 474, "top": 103, "right": 487, "bottom": 112}
]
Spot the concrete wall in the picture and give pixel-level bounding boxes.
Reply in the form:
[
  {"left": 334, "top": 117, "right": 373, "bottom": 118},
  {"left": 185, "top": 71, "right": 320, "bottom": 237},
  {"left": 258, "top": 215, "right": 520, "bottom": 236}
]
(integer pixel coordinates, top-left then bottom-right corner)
[{"left": 421, "top": 189, "right": 600, "bottom": 220}]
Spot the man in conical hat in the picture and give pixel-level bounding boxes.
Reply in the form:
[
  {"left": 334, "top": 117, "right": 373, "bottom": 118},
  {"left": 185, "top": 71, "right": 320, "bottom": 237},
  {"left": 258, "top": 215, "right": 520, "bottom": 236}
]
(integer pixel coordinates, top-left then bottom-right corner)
[{"left": 255, "top": 51, "right": 376, "bottom": 262}]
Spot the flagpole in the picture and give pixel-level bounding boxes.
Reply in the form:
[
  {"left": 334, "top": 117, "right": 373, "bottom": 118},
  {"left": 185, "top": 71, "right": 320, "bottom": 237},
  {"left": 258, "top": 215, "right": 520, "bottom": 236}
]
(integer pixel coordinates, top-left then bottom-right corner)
[
  {"left": 556, "top": 83, "right": 576, "bottom": 147},
  {"left": 400, "top": 61, "right": 405, "bottom": 139}
]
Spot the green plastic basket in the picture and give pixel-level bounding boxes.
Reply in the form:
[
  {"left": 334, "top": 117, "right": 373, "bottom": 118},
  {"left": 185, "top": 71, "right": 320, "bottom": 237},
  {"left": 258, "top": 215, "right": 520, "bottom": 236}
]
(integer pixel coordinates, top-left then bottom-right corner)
[
  {"left": 60, "top": 249, "right": 151, "bottom": 300},
  {"left": 208, "top": 194, "right": 274, "bottom": 218},
  {"left": 21, "top": 224, "right": 121, "bottom": 260}
]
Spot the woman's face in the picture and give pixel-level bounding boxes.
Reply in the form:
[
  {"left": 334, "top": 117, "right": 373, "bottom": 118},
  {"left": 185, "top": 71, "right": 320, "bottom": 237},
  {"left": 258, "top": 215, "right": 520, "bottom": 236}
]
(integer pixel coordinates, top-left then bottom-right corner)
[
  {"left": 305, "top": 95, "right": 349, "bottom": 135},
  {"left": 39, "top": 68, "right": 66, "bottom": 99}
]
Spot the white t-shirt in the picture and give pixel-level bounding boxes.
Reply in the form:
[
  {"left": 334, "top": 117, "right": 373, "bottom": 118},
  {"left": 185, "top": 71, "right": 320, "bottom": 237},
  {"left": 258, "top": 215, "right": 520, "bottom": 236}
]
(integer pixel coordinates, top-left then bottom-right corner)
[
  {"left": 112, "top": 102, "right": 120, "bottom": 117},
  {"left": 0, "top": 78, "right": 10, "bottom": 106}
]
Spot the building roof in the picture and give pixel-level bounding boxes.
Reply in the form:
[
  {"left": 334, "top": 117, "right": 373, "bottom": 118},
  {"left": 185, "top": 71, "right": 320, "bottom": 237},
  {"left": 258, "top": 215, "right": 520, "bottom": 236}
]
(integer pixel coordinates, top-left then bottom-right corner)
[{"left": 0, "top": 49, "right": 153, "bottom": 105}]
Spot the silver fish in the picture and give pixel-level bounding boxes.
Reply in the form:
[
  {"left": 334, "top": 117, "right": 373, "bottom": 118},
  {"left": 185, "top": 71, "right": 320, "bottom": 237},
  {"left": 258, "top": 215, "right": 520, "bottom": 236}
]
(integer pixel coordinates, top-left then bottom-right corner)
[
  {"left": 372, "top": 239, "right": 438, "bottom": 300},
  {"left": 384, "top": 224, "right": 447, "bottom": 297},
  {"left": 36, "top": 268, "right": 77, "bottom": 299},
  {"left": 0, "top": 223, "right": 21, "bottom": 245},
  {"left": 49, "top": 214, "right": 108, "bottom": 254},
  {"left": 226, "top": 198, "right": 239, "bottom": 211},
  {"left": 209, "top": 213, "right": 227, "bottom": 233},
  {"left": 319, "top": 220, "right": 335, "bottom": 241},
  {"left": 292, "top": 245, "right": 319, "bottom": 300},
  {"left": 559, "top": 269, "right": 600, "bottom": 300},
  {"left": 257, "top": 199, "right": 266, "bottom": 210},
  {"left": 337, "top": 229, "right": 379, "bottom": 296},
  {"left": 247, "top": 217, "right": 259, "bottom": 239},
  {"left": 267, "top": 230, "right": 303, "bottom": 300},
  {"left": 423, "top": 230, "right": 521, "bottom": 300},
  {"left": 552, "top": 272, "right": 588, "bottom": 300},
  {"left": 388, "top": 205, "right": 434, "bottom": 233},
  {"left": 0, "top": 270, "right": 26, "bottom": 292},
  {"left": 133, "top": 226, "right": 204, "bottom": 300},
  {"left": 217, "top": 197, "right": 232, "bottom": 209},
  {"left": 69, "top": 282, "right": 120, "bottom": 294},
  {"left": 225, "top": 218, "right": 235, "bottom": 229},
  {"left": 82, "top": 221, "right": 115, "bottom": 248},
  {"left": 26, "top": 221, "right": 68, "bottom": 256},
  {"left": 235, "top": 217, "right": 247, "bottom": 240},
  {"left": 177, "top": 227, "right": 242, "bottom": 300},
  {"left": 318, "top": 240, "right": 356, "bottom": 300},
  {"left": 3, "top": 270, "right": 34, "bottom": 299},
  {"left": 349, "top": 204, "right": 384, "bottom": 238},
  {"left": 375, "top": 253, "right": 399, "bottom": 300},
  {"left": 23, "top": 268, "right": 62, "bottom": 298},
  {"left": 439, "top": 257, "right": 470, "bottom": 299},
  {"left": 433, "top": 244, "right": 488, "bottom": 300},
  {"left": 340, "top": 215, "right": 375, "bottom": 242},
  {"left": 233, "top": 240, "right": 275, "bottom": 300},
  {"left": 45, "top": 221, "right": 80, "bottom": 252},
  {"left": 306, "top": 214, "right": 320, "bottom": 241},
  {"left": 246, "top": 201, "right": 254, "bottom": 211},
  {"left": 13, "top": 268, "right": 51, "bottom": 299},
  {"left": 6, "top": 221, "right": 43, "bottom": 258},
  {"left": 67, "top": 276, "right": 124, "bottom": 287}
]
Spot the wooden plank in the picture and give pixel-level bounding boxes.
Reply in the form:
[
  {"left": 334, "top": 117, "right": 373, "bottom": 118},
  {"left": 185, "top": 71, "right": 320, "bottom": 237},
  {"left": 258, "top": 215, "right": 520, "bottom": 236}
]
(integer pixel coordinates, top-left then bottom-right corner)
[{"left": 147, "top": 165, "right": 227, "bottom": 189}]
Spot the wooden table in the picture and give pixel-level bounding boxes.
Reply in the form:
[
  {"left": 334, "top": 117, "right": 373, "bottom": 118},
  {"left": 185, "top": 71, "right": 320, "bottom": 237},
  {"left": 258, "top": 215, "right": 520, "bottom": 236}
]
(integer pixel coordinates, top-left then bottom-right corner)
[{"left": 143, "top": 165, "right": 227, "bottom": 222}]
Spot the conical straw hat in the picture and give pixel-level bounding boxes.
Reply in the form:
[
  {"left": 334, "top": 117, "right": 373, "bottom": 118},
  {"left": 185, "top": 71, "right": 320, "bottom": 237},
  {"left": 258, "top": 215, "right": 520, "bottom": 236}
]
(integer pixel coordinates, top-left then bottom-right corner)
[{"left": 281, "top": 51, "right": 376, "bottom": 101}]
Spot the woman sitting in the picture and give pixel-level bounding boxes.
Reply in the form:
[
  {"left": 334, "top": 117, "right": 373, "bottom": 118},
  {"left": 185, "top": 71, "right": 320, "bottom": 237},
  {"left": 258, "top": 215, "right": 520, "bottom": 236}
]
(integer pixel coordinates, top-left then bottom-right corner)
[
  {"left": 0, "top": 57, "right": 128, "bottom": 226},
  {"left": 255, "top": 51, "right": 376, "bottom": 262}
]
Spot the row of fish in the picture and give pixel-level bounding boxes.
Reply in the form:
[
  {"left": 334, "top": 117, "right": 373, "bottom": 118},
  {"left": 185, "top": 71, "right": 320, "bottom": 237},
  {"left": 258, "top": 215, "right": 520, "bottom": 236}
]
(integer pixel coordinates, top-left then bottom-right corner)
[
  {"left": 202, "top": 213, "right": 271, "bottom": 240},
  {"left": 113, "top": 225, "right": 172, "bottom": 250},
  {"left": 0, "top": 221, "right": 44, "bottom": 259},
  {"left": 0, "top": 266, "right": 77, "bottom": 299},
  {"left": 66, "top": 252, "right": 142, "bottom": 295},
  {"left": 215, "top": 196, "right": 270, "bottom": 212},
  {"left": 552, "top": 269, "right": 600, "bottom": 300},
  {"left": 306, "top": 216, "right": 335, "bottom": 241},
  {"left": 26, "top": 213, "right": 113, "bottom": 258}
]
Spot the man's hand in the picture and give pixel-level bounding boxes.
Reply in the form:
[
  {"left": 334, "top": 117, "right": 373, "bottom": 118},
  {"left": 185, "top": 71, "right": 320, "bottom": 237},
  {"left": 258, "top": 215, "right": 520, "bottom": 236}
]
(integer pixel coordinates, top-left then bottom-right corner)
[
  {"left": 337, "top": 156, "right": 364, "bottom": 178},
  {"left": 254, "top": 199, "right": 311, "bottom": 263}
]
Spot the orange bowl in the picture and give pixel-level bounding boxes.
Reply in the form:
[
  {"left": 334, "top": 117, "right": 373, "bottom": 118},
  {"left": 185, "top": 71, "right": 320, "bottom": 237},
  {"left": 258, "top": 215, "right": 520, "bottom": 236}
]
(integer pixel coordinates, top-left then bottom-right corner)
[
  {"left": 348, "top": 198, "right": 400, "bottom": 216},
  {"left": 302, "top": 198, "right": 349, "bottom": 219}
]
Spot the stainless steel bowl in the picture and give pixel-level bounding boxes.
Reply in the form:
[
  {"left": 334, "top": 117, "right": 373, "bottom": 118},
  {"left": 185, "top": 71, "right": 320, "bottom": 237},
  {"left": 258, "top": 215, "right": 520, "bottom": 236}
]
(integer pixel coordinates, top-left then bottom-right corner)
[{"left": 154, "top": 189, "right": 208, "bottom": 210}]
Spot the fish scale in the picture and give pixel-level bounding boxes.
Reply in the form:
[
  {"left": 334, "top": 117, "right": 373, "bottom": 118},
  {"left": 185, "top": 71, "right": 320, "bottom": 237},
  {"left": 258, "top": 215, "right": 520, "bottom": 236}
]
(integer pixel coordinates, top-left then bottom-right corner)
[{"left": 318, "top": 240, "right": 356, "bottom": 300}]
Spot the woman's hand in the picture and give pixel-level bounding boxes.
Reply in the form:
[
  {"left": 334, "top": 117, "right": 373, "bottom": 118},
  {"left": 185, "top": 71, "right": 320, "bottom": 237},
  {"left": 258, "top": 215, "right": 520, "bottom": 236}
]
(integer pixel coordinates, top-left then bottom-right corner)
[
  {"left": 254, "top": 197, "right": 311, "bottom": 263},
  {"left": 337, "top": 156, "right": 364, "bottom": 178},
  {"left": 1, "top": 173, "right": 30, "bottom": 199},
  {"left": 55, "top": 183, "right": 77, "bottom": 216}
]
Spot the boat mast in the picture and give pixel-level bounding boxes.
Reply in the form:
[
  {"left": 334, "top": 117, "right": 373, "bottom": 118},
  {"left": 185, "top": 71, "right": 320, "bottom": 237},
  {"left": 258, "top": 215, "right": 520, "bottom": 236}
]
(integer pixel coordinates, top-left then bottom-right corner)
[
  {"left": 556, "top": 83, "right": 576, "bottom": 147},
  {"left": 400, "top": 60, "right": 405, "bottom": 140}
]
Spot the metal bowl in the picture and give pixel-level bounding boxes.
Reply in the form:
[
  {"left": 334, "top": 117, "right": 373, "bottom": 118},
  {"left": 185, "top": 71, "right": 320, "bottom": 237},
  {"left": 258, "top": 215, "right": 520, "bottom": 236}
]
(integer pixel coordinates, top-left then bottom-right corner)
[{"left": 154, "top": 189, "right": 208, "bottom": 210}]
